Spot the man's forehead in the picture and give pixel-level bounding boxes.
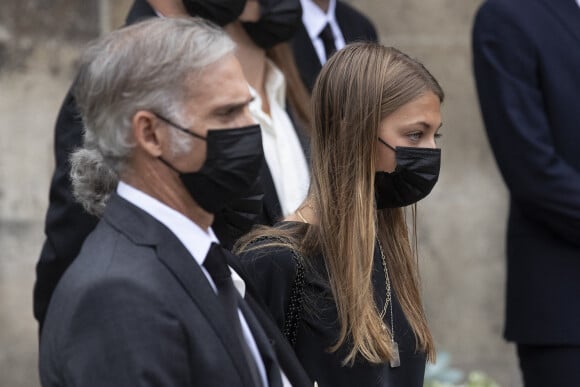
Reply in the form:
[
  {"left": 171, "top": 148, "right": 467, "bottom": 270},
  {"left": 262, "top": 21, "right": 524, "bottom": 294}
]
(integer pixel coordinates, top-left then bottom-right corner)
[
  {"left": 187, "top": 82, "right": 251, "bottom": 105},
  {"left": 194, "top": 55, "right": 245, "bottom": 84},
  {"left": 185, "top": 63, "right": 251, "bottom": 109}
]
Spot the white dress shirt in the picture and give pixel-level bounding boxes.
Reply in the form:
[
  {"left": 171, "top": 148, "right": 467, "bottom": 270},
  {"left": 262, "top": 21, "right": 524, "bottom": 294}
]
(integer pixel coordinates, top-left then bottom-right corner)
[
  {"left": 116, "top": 182, "right": 268, "bottom": 387},
  {"left": 300, "top": 0, "right": 346, "bottom": 65},
  {"left": 249, "top": 60, "right": 310, "bottom": 217},
  {"left": 577, "top": 0, "right": 580, "bottom": 8}
]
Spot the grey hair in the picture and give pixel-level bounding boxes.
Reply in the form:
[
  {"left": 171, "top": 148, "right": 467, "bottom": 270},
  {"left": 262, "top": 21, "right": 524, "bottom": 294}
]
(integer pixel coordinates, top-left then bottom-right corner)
[{"left": 70, "top": 17, "right": 235, "bottom": 216}]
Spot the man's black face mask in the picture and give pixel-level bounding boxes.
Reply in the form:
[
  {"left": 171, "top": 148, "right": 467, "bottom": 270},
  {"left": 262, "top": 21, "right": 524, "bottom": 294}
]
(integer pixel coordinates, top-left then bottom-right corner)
[
  {"left": 375, "top": 138, "right": 441, "bottom": 209},
  {"left": 156, "top": 113, "right": 265, "bottom": 215}
]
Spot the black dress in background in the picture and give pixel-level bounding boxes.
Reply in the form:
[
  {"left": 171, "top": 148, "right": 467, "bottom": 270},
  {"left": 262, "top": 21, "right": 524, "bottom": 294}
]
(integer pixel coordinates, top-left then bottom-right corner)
[{"left": 239, "top": 222, "right": 426, "bottom": 387}]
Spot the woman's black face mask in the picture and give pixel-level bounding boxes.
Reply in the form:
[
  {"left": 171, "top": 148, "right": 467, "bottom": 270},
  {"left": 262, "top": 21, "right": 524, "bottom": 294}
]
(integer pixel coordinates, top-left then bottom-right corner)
[
  {"left": 242, "top": 0, "right": 302, "bottom": 48},
  {"left": 156, "top": 113, "right": 265, "bottom": 215},
  {"left": 182, "top": 0, "right": 247, "bottom": 26},
  {"left": 182, "top": 0, "right": 302, "bottom": 49},
  {"left": 375, "top": 138, "right": 441, "bottom": 209}
]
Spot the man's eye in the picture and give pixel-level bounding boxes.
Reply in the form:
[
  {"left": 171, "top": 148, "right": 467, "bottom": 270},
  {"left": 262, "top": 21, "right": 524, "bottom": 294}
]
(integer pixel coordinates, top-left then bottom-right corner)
[
  {"left": 219, "top": 109, "right": 236, "bottom": 117},
  {"left": 218, "top": 106, "right": 244, "bottom": 117}
]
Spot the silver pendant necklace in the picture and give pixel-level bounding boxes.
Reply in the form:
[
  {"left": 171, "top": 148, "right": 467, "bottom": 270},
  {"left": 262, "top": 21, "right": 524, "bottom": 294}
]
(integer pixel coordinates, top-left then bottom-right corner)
[{"left": 377, "top": 239, "right": 400, "bottom": 368}]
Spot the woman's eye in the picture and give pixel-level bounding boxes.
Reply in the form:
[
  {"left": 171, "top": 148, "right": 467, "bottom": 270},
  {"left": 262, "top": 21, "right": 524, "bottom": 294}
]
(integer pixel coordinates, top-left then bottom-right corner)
[{"left": 407, "top": 132, "right": 422, "bottom": 141}]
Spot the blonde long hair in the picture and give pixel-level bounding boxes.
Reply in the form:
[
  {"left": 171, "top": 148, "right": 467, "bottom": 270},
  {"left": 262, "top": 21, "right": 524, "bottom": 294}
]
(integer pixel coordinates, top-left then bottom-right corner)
[{"left": 237, "top": 43, "right": 443, "bottom": 365}]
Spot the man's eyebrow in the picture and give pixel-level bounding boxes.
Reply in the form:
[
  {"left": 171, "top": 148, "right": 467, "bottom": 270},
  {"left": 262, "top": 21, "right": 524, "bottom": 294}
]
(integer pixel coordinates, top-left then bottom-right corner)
[{"left": 213, "top": 96, "right": 255, "bottom": 112}]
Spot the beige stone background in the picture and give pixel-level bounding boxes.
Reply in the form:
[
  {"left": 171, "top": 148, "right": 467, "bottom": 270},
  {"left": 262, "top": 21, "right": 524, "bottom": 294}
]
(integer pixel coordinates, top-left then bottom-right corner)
[{"left": 0, "top": 0, "right": 521, "bottom": 386}]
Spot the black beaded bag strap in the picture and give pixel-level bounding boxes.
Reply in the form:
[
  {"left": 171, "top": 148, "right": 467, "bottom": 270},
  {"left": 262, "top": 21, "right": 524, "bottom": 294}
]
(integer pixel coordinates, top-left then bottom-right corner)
[{"left": 248, "top": 236, "right": 305, "bottom": 346}]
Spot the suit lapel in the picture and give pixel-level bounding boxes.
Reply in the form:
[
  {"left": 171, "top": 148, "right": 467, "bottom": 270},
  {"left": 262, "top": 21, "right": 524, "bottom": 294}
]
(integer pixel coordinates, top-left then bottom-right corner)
[
  {"left": 538, "top": 0, "right": 580, "bottom": 46},
  {"left": 291, "top": 24, "right": 323, "bottom": 91},
  {"left": 155, "top": 237, "right": 258, "bottom": 387},
  {"left": 104, "top": 195, "right": 256, "bottom": 387},
  {"left": 237, "top": 296, "right": 283, "bottom": 387}
]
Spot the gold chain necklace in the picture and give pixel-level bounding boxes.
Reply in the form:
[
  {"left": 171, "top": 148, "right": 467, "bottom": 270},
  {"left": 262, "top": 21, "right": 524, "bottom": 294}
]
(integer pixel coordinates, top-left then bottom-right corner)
[
  {"left": 377, "top": 238, "right": 400, "bottom": 368},
  {"left": 296, "top": 201, "right": 317, "bottom": 223}
]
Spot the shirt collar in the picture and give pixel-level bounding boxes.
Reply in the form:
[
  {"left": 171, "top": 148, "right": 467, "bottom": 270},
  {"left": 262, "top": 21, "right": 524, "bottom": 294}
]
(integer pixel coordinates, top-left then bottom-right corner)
[
  {"left": 300, "top": 0, "right": 338, "bottom": 39},
  {"left": 265, "top": 60, "right": 286, "bottom": 107},
  {"left": 116, "top": 181, "right": 219, "bottom": 266}
]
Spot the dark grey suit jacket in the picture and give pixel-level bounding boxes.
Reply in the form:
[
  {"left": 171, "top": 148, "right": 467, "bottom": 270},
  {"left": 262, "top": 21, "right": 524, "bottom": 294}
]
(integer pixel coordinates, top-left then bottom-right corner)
[{"left": 39, "top": 194, "right": 311, "bottom": 386}]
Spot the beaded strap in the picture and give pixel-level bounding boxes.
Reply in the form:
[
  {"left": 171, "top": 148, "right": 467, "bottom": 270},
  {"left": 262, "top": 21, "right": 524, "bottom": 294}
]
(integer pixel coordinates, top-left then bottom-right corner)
[
  {"left": 283, "top": 248, "right": 305, "bottom": 346},
  {"left": 248, "top": 236, "right": 305, "bottom": 346}
]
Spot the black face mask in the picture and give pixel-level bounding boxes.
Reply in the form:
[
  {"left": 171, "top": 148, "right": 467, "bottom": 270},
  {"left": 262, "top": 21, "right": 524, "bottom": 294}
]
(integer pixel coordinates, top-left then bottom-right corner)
[
  {"left": 242, "top": 0, "right": 302, "bottom": 49},
  {"left": 375, "top": 138, "right": 441, "bottom": 209},
  {"left": 182, "top": 0, "right": 247, "bottom": 26},
  {"left": 156, "top": 114, "right": 264, "bottom": 214}
]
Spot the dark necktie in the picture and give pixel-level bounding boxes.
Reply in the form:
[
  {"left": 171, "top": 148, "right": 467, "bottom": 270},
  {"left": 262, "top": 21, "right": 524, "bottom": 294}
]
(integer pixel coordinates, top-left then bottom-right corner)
[
  {"left": 204, "top": 243, "right": 263, "bottom": 387},
  {"left": 319, "top": 23, "right": 336, "bottom": 63}
]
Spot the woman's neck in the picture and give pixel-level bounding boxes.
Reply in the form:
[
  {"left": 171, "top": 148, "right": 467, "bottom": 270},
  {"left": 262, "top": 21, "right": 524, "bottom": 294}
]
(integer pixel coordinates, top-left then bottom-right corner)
[{"left": 224, "top": 22, "right": 270, "bottom": 115}]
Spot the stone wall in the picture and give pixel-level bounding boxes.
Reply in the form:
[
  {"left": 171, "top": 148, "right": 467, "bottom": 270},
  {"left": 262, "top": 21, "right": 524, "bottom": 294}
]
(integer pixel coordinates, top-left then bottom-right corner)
[
  {"left": 0, "top": 1, "right": 520, "bottom": 385},
  {"left": 0, "top": 2, "right": 131, "bottom": 386}
]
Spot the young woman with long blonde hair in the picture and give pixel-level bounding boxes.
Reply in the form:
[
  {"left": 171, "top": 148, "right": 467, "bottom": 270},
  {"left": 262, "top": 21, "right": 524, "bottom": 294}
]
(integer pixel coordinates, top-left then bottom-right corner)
[{"left": 236, "top": 42, "right": 444, "bottom": 386}]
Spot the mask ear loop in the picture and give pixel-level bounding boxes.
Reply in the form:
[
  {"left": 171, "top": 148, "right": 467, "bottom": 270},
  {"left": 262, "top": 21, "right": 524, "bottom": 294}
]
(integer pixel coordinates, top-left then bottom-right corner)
[
  {"left": 154, "top": 112, "right": 207, "bottom": 141},
  {"left": 378, "top": 137, "right": 396, "bottom": 152},
  {"left": 158, "top": 156, "right": 181, "bottom": 173}
]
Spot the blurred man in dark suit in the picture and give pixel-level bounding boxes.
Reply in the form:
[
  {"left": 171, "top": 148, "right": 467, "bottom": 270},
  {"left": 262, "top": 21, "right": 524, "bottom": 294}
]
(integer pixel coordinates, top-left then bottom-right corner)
[
  {"left": 473, "top": 0, "right": 580, "bottom": 385},
  {"left": 291, "top": 0, "right": 378, "bottom": 91},
  {"left": 39, "top": 17, "right": 311, "bottom": 387}
]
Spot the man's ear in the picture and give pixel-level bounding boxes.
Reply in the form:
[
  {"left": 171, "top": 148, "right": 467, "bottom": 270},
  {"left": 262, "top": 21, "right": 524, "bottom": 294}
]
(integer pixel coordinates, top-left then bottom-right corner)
[{"left": 132, "top": 111, "right": 168, "bottom": 158}]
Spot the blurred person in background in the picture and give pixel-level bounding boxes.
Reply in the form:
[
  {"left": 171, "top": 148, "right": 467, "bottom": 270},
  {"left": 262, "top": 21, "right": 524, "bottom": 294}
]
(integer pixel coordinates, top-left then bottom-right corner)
[
  {"left": 236, "top": 43, "right": 444, "bottom": 387},
  {"left": 292, "top": 0, "right": 378, "bottom": 91},
  {"left": 35, "top": 0, "right": 311, "bottom": 330},
  {"left": 473, "top": 0, "right": 580, "bottom": 386}
]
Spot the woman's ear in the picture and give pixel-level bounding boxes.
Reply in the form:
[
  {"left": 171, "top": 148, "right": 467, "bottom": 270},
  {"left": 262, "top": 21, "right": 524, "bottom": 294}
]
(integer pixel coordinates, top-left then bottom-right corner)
[{"left": 132, "top": 110, "right": 167, "bottom": 158}]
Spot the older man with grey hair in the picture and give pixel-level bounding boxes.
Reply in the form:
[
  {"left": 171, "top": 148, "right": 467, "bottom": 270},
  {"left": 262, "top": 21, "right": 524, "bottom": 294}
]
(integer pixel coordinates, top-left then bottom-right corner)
[{"left": 39, "top": 17, "right": 311, "bottom": 387}]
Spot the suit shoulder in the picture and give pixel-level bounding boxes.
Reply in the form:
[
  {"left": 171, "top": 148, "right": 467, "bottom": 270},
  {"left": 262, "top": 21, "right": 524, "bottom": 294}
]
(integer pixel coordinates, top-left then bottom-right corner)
[
  {"left": 335, "top": 1, "right": 378, "bottom": 41},
  {"left": 476, "top": 0, "right": 539, "bottom": 24},
  {"left": 474, "top": 0, "right": 543, "bottom": 47},
  {"left": 336, "top": 1, "right": 374, "bottom": 25},
  {"left": 50, "top": 222, "right": 166, "bottom": 314}
]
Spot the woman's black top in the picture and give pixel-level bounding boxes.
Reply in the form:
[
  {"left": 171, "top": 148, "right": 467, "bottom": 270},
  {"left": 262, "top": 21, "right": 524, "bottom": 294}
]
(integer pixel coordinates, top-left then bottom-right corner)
[{"left": 238, "top": 222, "right": 426, "bottom": 387}]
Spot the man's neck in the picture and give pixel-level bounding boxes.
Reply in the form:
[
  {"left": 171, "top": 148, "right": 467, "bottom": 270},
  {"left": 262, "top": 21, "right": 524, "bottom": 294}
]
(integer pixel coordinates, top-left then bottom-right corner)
[
  {"left": 122, "top": 165, "right": 214, "bottom": 231},
  {"left": 314, "top": 0, "right": 331, "bottom": 13}
]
